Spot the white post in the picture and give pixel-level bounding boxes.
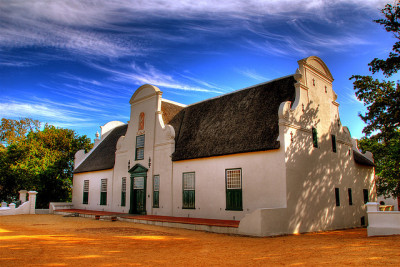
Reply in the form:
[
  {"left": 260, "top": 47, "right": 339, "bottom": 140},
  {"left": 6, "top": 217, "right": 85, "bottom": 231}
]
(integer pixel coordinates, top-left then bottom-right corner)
[
  {"left": 28, "top": 191, "right": 38, "bottom": 214},
  {"left": 19, "top": 190, "right": 28, "bottom": 203},
  {"left": 366, "top": 202, "right": 379, "bottom": 212}
]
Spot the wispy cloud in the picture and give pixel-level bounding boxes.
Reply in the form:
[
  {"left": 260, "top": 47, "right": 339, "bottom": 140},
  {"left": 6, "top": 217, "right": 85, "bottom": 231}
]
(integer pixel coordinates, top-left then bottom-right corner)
[
  {"left": 179, "top": 72, "right": 229, "bottom": 92},
  {"left": 88, "top": 62, "right": 224, "bottom": 94},
  {"left": 236, "top": 68, "right": 270, "bottom": 82},
  {"left": 0, "top": 0, "right": 385, "bottom": 61},
  {"left": 0, "top": 101, "right": 88, "bottom": 123},
  {"left": 0, "top": 97, "right": 129, "bottom": 131},
  {"left": 341, "top": 92, "right": 366, "bottom": 106},
  {"left": 243, "top": 16, "right": 374, "bottom": 58}
]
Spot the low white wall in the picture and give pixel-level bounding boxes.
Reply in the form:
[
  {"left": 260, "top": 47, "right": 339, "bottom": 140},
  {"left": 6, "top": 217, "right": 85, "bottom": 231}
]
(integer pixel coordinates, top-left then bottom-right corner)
[
  {"left": 238, "top": 207, "right": 288, "bottom": 237},
  {"left": 0, "top": 199, "right": 34, "bottom": 216},
  {"left": 0, "top": 204, "right": 17, "bottom": 216},
  {"left": 0, "top": 191, "right": 37, "bottom": 216},
  {"left": 49, "top": 202, "right": 74, "bottom": 214},
  {"left": 366, "top": 202, "right": 400, "bottom": 237}
]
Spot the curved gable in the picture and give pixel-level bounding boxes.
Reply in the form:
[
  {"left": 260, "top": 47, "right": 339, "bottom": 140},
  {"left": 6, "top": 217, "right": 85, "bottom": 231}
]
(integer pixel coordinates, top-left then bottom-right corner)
[
  {"left": 129, "top": 84, "right": 161, "bottom": 104},
  {"left": 298, "top": 56, "right": 334, "bottom": 82}
]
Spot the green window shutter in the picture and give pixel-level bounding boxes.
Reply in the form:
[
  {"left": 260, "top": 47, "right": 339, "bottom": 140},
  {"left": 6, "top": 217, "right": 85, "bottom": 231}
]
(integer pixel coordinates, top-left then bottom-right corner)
[
  {"left": 83, "top": 180, "right": 89, "bottom": 204},
  {"left": 83, "top": 192, "right": 88, "bottom": 204},
  {"left": 153, "top": 175, "right": 160, "bottom": 208},
  {"left": 226, "top": 169, "right": 242, "bottom": 211},
  {"left": 100, "top": 179, "right": 107, "bottom": 205},
  {"left": 182, "top": 172, "right": 195, "bottom": 209},
  {"left": 100, "top": 192, "right": 107, "bottom": 205},
  {"left": 312, "top": 127, "right": 318, "bottom": 148},
  {"left": 153, "top": 191, "right": 159, "bottom": 208},
  {"left": 348, "top": 188, "right": 353, "bottom": 205},
  {"left": 363, "top": 189, "right": 369, "bottom": 204},
  {"left": 331, "top": 134, "right": 337, "bottom": 153},
  {"left": 121, "top": 177, "right": 126, "bottom": 207},
  {"left": 183, "top": 190, "right": 195, "bottom": 209},
  {"left": 335, "top": 188, "right": 340, "bottom": 206},
  {"left": 226, "top": 189, "right": 242, "bottom": 211},
  {"left": 121, "top": 192, "right": 126, "bottom": 207},
  {"left": 135, "top": 135, "right": 145, "bottom": 160}
]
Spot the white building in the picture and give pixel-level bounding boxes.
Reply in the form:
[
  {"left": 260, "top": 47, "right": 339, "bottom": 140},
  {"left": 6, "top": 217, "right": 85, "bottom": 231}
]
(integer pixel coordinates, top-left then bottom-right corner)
[{"left": 72, "top": 56, "right": 376, "bottom": 236}]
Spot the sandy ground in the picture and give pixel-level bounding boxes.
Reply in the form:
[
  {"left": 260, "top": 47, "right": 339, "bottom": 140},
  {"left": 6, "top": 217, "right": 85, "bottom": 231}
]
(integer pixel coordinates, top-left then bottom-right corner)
[{"left": 0, "top": 215, "right": 399, "bottom": 266}]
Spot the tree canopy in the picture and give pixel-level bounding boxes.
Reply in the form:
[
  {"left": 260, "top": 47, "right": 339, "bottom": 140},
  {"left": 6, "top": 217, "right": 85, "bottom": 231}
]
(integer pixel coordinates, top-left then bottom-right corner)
[
  {"left": 351, "top": 3, "right": 400, "bottom": 206},
  {"left": 0, "top": 118, "right": 92, "bottom": 208}
]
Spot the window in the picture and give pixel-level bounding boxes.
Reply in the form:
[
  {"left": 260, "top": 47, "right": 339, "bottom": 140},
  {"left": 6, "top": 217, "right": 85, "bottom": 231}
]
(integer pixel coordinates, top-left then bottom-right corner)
[
  {"left": 312, "top": 127, "right": 318, "bottom": 148},
  {"left": 348, "top": 188, "right": 353, "bottom": 205},
  {"left": 121, "top": 177, "right": 126, "bottom": 207},
  {"left": 331, "top": 134, "right": 337, "bottom": 153},
  {"left": 100, "top": 179, "right": 107, "bottom": 205},
  {"left": 182, "top": 172, "right": 195, "bottom": 209},
  {"left": 335, "top": 188, "right": 340, "bottom": 206},
  {"left": 153, "top": 175, "right": 160, "bottom": 208},
  {"left": 363, "top": 189, "right": 369, "bottom": 204},
  {"left": 83, "top": 180, "right": 89, "bottom": 204},
  {"left": 226, "top": 169, "right": 243, "bottom": 211},
  {"left": 135, "top": 135, "right": 145, "bottom": 160}
]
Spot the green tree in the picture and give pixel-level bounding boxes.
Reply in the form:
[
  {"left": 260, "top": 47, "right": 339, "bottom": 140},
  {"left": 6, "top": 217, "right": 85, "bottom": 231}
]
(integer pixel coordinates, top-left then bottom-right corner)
[
  {"left": 0, "top": 118, "right": 40, "bottom": 146},
  {"left": 351, "top": 3, "right": 400, "bottom": 208},
  {"left": 358, "top": 132, "right": 400, "bottom": 198},
  {"left": 0, "top": 119, "right": 92, "bottom": 208}
]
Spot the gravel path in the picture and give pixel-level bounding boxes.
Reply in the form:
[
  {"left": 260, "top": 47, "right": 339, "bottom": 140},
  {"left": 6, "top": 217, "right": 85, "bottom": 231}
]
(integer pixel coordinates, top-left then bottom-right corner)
[{"left": 1, "top": 214, "right": 399, "bottom": 266}]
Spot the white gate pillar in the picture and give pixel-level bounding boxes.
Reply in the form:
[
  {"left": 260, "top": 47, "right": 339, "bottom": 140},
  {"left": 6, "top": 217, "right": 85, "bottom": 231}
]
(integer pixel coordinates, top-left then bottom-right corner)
[
  {"left": 19, "top": 190, "right": 28, "bottom": 203},
  {"left": 28, "top": 191, "right": 38, "bottom": 214}
]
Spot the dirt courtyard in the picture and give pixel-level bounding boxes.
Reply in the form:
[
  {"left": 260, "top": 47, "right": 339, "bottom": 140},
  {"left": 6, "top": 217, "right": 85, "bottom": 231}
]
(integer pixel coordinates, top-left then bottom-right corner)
[{"left": 0, "top": 215, "right": 399, "bottom": 266}]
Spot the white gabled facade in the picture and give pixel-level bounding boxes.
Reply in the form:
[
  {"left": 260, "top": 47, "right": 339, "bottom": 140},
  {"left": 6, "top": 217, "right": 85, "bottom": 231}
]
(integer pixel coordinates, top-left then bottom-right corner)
[{"left": 72, "top": 56, "right": 376, "bottom": 236}]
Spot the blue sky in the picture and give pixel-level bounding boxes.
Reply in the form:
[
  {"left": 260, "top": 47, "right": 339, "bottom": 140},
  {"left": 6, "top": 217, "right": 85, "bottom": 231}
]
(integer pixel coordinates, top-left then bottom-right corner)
[{"left": 0, "top": 0, "right": 396, "bottom": 141}]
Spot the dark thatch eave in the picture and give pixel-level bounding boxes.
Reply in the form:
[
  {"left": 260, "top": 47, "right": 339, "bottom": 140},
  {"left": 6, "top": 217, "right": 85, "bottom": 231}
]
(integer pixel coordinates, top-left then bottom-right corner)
[
  {"left": 74, "top": 124, "right": 128, "bottom": 174},
  {"left": 353, "top": 149, "right": 375, "bottom": 167},
  {"left": 161, "top": 100, "right": 184, "bottom": 125},
  {"left": 170, "top": 75, "right": 296, "bottom": 161}
]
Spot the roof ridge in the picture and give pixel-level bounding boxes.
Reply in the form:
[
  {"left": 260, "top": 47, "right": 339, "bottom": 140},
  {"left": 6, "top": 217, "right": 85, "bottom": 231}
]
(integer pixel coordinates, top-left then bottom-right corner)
[
  {"left": 162, "top": 98, "right": 187, "bottom": 107},
  {"left": 187, "top": 74, "right": 294, "bottom": 107},
  {"left": 74, "top": 124, "right": 127, "bottom": 173}
]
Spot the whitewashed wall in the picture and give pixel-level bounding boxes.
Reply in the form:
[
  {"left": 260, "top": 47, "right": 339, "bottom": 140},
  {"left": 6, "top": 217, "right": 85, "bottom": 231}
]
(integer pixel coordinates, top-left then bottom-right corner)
[
  {"left": 171, "top": 149, "right": 286, "bottom": 221},
  {"left": 72, "top": 169, "right": 114, "bottom": 211}
]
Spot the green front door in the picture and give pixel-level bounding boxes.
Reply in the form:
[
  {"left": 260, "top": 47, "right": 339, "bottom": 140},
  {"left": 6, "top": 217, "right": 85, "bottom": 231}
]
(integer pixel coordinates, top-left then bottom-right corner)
[
  {"left": 128, "top": 164, "right": 148, "bottom": 215},
  {"left": 131, "top": 176, "right": 146, "bottom": 214}
]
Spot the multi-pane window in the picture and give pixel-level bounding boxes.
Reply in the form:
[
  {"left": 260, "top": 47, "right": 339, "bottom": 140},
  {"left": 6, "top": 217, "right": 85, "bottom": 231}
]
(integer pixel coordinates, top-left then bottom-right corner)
[
  {"left": 83, "top": 180, "right": 89, "bottom": 204},
  {"left": 135, "top": 135, "right": 145, "bottom": 160},
  {"left": 100, "top": 179, "right": 107, "bottom": 205},
  {"left": 153, "top": 175, "right": 160, "bottom": 208},
  {"left": 348, "top": 188, "right": 353, "bottom": 205},
  {"left": 182, "top": 172, "right": 195, "bottom": 209},
  {"left": 335, "top": 188, "right": 340, "bottom": 206},
  {"left": 121, "top": 177, "right": 126, "bottom": 207},
  {"left": 226, "top": 169, "right": 243, "bottom": 210},
  {"left": 312, "top": 127, "right": 318, "bottom": 148},
  {"left": 331, "top": 134, "right": 337, "bottom": 153},
  {"left": 363, "top": 189, "right": 369, "bottom": 204}
]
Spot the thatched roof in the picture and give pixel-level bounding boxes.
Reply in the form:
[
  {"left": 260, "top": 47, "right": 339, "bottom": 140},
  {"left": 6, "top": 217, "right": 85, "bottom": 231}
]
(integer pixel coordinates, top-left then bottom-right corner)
[
  {"left": 74, "top": 124, "right": 128, "bottom": 174},
  {"left": 161, "top": 100, "right": 185, "bottom": 124},
  {"left": 170, "top": 75, "right": 296, "bottom": 161},
  {"left": 353, "top": 149, "right": 375, "bottom": 167}
]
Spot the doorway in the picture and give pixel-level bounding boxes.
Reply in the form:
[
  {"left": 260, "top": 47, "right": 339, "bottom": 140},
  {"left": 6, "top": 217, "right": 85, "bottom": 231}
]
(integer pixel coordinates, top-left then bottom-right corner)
[{"left": 128, "top": 164, "right": 148, "bottom": 214}]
